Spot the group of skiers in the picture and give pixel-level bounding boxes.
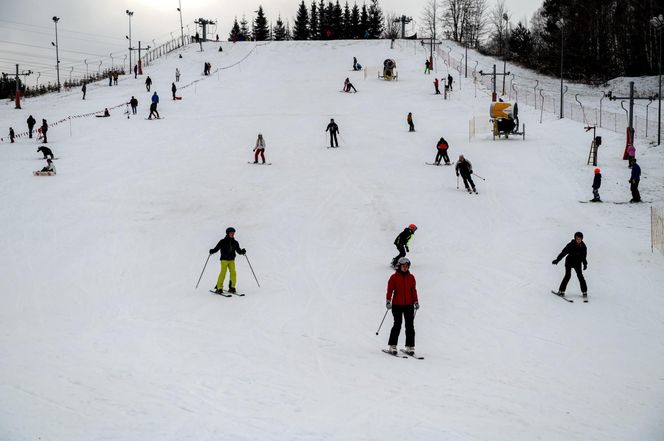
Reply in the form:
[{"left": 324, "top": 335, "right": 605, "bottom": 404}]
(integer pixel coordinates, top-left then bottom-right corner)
[
  {"left": 587, "top": 159, "right": 642, "bottom": 203},
  {"left": 433, "top": 74, "right": 454, "bottom": 94}
]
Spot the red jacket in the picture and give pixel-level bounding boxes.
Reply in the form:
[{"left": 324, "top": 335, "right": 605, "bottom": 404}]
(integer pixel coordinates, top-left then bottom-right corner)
[{"left": 386, "top": 270, "right": 418, "bottom": 305}]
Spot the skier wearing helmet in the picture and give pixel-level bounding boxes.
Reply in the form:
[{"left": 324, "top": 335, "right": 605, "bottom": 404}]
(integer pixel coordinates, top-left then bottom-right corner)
[
  {"left": 591, "top": 167, "right": 602, "bottom": 202},
  {"left": 391, "top": 224, "right": 417, "bottom": 269},
  {"left": 209, "top": 227, "right": 246, "bottom": 294},
  {"left": 385, "top": 257, "right": 419, "bottom": 355}
]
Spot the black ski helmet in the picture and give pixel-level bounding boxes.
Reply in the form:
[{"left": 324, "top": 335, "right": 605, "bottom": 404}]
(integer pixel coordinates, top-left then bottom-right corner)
[
  {"left": 226, "top": 227, "right": 236, "bottom": 234},
  {"left": 574, "top": 231, "right": 583, "bottom": 239}
]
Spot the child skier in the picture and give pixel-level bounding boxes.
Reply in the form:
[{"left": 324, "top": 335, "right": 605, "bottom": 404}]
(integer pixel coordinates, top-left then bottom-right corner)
[
  {"left": 391, "top": 224, "right": 417, "bottom": 268},
  {"left": 253, "top": 134, "right": 266, "bottom": 164},
  {"left": 209, "top": 227, "right": 246, "bottom": 294},
  {"left": 435, "top": 137, "right": 450, "bottom": 165},
  {"left": 591, "top": 167, "right": 602, "bottom": 202},
  {"left": 552, "top": 232, "right": 588, "bottom": 300},
  {"left": 385, "top": 257, "right": 419, "bottom": 356},
  {"left": 9, "top": 127, "right": 15, "bottom": 143},
  {"left": 455, "top": 155, "right": 476, "bottom": 193}
]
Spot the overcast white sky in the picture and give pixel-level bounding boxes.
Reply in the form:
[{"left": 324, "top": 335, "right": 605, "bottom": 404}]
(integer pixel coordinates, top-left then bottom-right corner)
[{"left": 1, "top": 0, "right": 541, "bottom": 84}]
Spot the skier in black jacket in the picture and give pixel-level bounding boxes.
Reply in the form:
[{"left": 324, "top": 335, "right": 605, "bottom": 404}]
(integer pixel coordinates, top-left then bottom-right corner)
[
  {"left": 552, "top": 232, "right": 588, "bottom": 299},
  {"left": 27, "top": 115, "right": 36, "bottom": 138},
  {"left": 391, "top": 224, "right": 417, "bottom": 268},
  {"left": 326, "top": 119, "right": 339, "bottom": 147},
  {"left": 455, "top": 155, "right": 476, "bottom": 193},
  {"left": 209, "top": 227, "right": 246, "bottom": 294}
]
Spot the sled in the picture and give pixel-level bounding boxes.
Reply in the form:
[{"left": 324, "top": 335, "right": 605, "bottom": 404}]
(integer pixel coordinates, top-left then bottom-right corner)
[
  {"left": 33, "top": 171, "right": 56, "bottom": 176},
  {"left": 175, "top": 96, "right": 183, "bottom": 100}
]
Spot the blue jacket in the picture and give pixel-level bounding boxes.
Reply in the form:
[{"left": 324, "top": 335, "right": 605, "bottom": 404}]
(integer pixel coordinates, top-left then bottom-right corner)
[
  {"left": 152, "top": 93, "right": 159, "bottom": 104},
  {"left": 631, "top": 163, "right": 641, "bottom": 181}
]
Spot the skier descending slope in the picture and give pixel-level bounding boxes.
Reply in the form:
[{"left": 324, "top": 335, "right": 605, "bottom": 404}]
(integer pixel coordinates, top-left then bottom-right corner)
[
  {"left": 391, "top": 224, "right": 417, "bottom": 268},
  {"left": 209, "top": 227, "right": 246, "bottom": 294},
  {"left": 455, "top": 154, "right": 477, "bottom": 194},
  {"left": 385, "top": 257, "right": 419, "bottom": 356},
  {"left": 552, "top": 232, "right": 588, "bottom": 301},
  {"left": 325, "top": 119, "right": 340, "bottom": 148}
]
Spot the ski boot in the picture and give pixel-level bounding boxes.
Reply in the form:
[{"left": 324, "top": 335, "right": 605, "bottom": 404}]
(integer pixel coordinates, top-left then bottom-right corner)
[
  {"left": 387, "top": 345, "right": 397, "bottom": 355},
  {"left": 404, "top": 346, "right": 415, "bottom": 356}
]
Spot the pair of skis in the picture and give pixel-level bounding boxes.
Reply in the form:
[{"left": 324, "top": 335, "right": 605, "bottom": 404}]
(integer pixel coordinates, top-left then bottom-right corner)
[
  {"left": 381, "top": 349, "right": 424, "bottom": 359},
  {"left": 210, "top": 290, "right": 245, "bottom": 297},
  {"left": 551, "top": 290, "right": 588, "bottom": 303}
]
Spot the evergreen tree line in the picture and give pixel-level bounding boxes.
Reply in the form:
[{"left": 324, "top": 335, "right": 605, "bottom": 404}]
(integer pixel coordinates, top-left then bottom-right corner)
[
  {"left": 473, "top": 0, "right": 663, "bottom": 83},
  {"left": 228, "top": 0, "right": 385, "bottom": 42}
]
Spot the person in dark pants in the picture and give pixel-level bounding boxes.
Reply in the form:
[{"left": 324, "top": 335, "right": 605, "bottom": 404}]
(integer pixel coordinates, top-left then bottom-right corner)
[
  {"left": 145, "top": 76, "right": 152, "bottom": 92},
  {"left": 591, "top": 167, "right": 602, "bottom": 202},
  {"left": 385, "top": 257, "right": 419, "bottom": 355},
  {"left": 27, "top": 115, "right": 36, "bottom": 138},
  {"left": 171, "top": 82, "right": 177, "bottom": 100},
  {"left": 326, "top": 119, "right": 339, "bottom": 147},
  {"left": 37, "top": 146, "right": 54, "bottom": 159},
  {"left": 447, "top": 74, "right": 453, "bottom": 91},
  {"left": 129, "top": 96, "right": 138, "bottom": 115},
  {"left": 407, "top": 112, "right": 415, "bottom": 132},
  {"left": 629, "top": 158, "right": 641, "bottom": 202},
  {"left": 81, "top": 82, "right": 87, "bottom": 99},
  {"left": 391, "top": 224, "right": 417, "bottom": 268},
  {"left": 41, "top": 119, "right": 48, "bottom": 143},
  {"left": 435, "top": 137, "right": 451, "bottom": 165},
  {"left": 433, "top": 77, "right": 440, "bottom": 94},
  {"left": 134, "top": 64, "right": 138, "bottom": 79},
  {"left": 455, "top": 154, "right": 476, "bottom": 193},
  {"left": 148, "top": 92, "right": 160, "bottom": 119},
  {"left": 552, "top": 232, "right": 588, "bottom": 299},
  {"left": 9, "top": 127, "right": 15, "bottom": 143},
  {"left": 209, "top": 227, "right": 246, "bottom": 294}
]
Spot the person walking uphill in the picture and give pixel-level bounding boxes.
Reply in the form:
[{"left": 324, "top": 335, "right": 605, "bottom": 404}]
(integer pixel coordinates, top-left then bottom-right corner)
[
  {"left": 27, "top": 115, "right": 36, "bottom": 138},
  {"left": 407, "top": 112, "right": 415, "bottom": 132},
  {"left": 391, "top": 224, "right": 417, "bottom": 268},
  {"left": 385, "top": 257, "right": 419, "bottom": 355},
  {"left": 552, "top": 232, "right": 588, "bottom": 300},
  {"left": 326, "top": 119, "right": 339, "bottom": 148},
  {"left": 253, "top": 133, "right": 266, "bottom": 163},
  {"left": 591, "top": 167, "right": 602, "bottom": 202},
  {"left": 455, "top": 154, "right": 476, "bottom": 194},
  {"left": 209, "top": 227, "right": 246, "bottom": 294},
  {"left": 145, "top": 76, "right": 152, "bottom": 92}
]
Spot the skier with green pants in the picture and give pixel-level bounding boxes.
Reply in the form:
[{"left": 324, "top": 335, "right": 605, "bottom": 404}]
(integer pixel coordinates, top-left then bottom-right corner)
[{"left": 209, "top": 227, "right": 246, "bottom": 294}]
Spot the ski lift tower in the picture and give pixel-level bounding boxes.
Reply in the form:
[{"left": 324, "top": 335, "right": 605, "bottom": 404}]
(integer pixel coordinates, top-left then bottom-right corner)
[
  {"left": 393, "top": 15, "right": 412, "bottom": 39},
  {"left": 194, "top": 18, "right": 216, "bottom": 42}
]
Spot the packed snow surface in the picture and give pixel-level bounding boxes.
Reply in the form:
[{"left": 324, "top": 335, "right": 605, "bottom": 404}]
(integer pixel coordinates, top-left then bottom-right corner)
[{"left": 1, "top": 40, "right": 663, "bottom": 441}]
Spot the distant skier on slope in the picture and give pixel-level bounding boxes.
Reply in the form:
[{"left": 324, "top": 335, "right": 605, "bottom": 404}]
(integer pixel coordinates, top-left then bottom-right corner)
[
  {"left": 628, "top": 158, "right": 641, "bottom": 203},
  {"left": 552, "top": 232, "right": 588, "bottom": 300},
  {"left": 447, "top": 74, "right": 453, "bottom": 91},
  {"left": 40, "top": 119, "right": 48, "bottom": 143},
  {"left": 253, "top": 133, "right": 266, "bottom": 164},
  {"left": 591, "top": 167, "right": 602, "bottom": 202},
  {"left": 385, "top": 257, "right": 419, "bottom": 356},
  {"left": 326, "top": 119, "right": 339, "bottom": 148},
  {"left": 27, "top": 115, "right": 36, "bottom": 138},
  {"left": 434, "top": 137, "right": 451, "bottom": 165},
  {"left": 209, "top": 227, "right": 246, "bottom": 294},
  {"left": 148, "top": 92, "right": 160, "bottom": 119},
  {"left": 391, "top": 224, "right": 417, "bottom": 268},
  {"left": 455, "top": 154, "right": 476, "bottom": 194},
  {"left": 129, "top": 96, "right": 138, "bottom": 115},
  {"left": 171, "top": 82, "right": 177, "bottom": 100},
  {"left": 145, "top": 76, "right": 152, "bottom": 92},
  {"left": 9, "top": 127, "right": 15, "bottom": 143},
  {"left": 407, "top": 112, "right": 415, "bottom": 132},
  {"left": 433, "top": 77, "right": 440, "bottom": 94}
]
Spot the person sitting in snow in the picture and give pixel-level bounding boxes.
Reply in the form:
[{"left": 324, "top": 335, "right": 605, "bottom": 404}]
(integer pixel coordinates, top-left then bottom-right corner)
[
  {"left": 40, "top": 158, "right": 56, "bottom": 173},
  {"left": 343, "top": 78, "right": 357, "bottom": 93}
]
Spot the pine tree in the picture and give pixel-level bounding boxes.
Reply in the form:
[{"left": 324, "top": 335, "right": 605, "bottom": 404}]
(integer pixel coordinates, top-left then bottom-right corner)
[
  {"left": 360, "top": 4, "right": 369, "bottom": 39},
  {"left": 508, "top": 22, "right": 533, "bottom": 63},
  {"left": 293, "top": 1, "right": 310, "bottom": 40},
  {"left": 253, "top": 6, "right": 270, "bottom": 41},
  {"left": 273, "top": 15, "right": 287, "bottom": 41},
  {"left": 318, "top": 0, "right": 327, "bottom": 39},
  {"left": 342, "top": 2, "right": 351, "bottom": 39},
  {"left": 239, "top": 15, "right": 251, "bottom": 41},
  {"left": 228, "top": 18, "right": 242, "bottom": 42},
  {"left": 350, "top": 3, "right": 360, "bottom": 39},
  {"left": 367, "top": 0, "right": 383, "bottom": 39},
  {"left": 331, "top": 1, "right": 343, "bottom": 39},
  {"left": 310, "top": 1, "right": 319, "bottom": 40}
]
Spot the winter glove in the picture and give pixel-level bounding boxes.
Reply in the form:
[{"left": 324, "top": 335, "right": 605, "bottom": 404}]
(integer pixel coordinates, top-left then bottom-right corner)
[
  {"left": 470, "top": 170, "right": 473, "bottom": 174},
  {"left": 239, "top": 248, "right": 246, "bottom": 255},
  {"left": 414, "top": 302, "right": 420, "bottom": 310},
  {"left": 456, "top": 172, "right": 459, "bottom": 177},
  {"left": 386, "top": 301, "right": 392, "bottom": 310},
  {"left": 209, "top": 249, "right": 214, "bottom": 254},
  {"left": 552, "top": 259, "right": 559, "bottom": 265},
  {"left": 583, "top": 262, "right": 587, "bottom": 270}
]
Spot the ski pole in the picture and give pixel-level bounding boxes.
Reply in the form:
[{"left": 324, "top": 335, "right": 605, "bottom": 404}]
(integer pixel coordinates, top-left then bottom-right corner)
[
  {"left": 472, "top": 173, "right": 486, "bottom": 181},
  {"left": 375, "top": 308, "right": 389, "bottom": 335},
  {"left": 244, "top": 253, "right": 261, "bottom": 287},
  {"left": 195, "top": 253, "right": 211, "bottom": 289},
  {"left": 456, "top": 174, "right": 459, "bottom": 189}
]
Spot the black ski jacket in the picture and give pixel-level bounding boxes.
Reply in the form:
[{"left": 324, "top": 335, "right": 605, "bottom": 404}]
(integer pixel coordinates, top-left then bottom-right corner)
[
  {"left": 592, "top": 173, "right": 601, "bottom": 189},
  {"left": 394, "top": 228, "right": 414, "bottom": 248},
  {"left": 326, "top": 122, "right": 339, "bottom": 134},
  {"left": 210, "top": 236, "right": 245, "bottom": 261},
  {"left": 455, "top": 159, "right": 473, "bottom": 177},
  {"left": 555, "top": 240, "right": 587, "bottom": 267},
  {"left": 27, "top": 116, "right": 36, "bottom": 128}
]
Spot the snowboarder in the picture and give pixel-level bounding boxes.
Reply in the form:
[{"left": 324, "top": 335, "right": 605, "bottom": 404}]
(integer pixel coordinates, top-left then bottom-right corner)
[
  {"left": 629, "top": 158, "right": 641, "bottom": 202},
  {"left": 133, "top": 64, "right": 138, "bottom": 79},
  {"left": 9, "top": 127, "right": 15, "bottom": 143},
  {"left": 455, "top": 155, "right": 476, "bottom": 193},
  {"left": 407, "top": 112, "right": 415, "bottom": 132},
  {"left": 447, "top": 74, "right": 453, "bottom": 91},
  {"left": 129, "top": 96, "right": 138, "bottom": 115},
  {"left": 253, "top": 133, "right": 266, "bottom": 164},
  {"left": 591, "top": 167, "right": 602, "bottom": 202},
  {"left": 40, "top": 158, "right": 56, "bottom": 173},
  {"left": 81, "top": 82, "right": 87, "bottom": 99},
  {"left": 435, "top": 137, "right": 451, "bottom": 165},
  {"left": 385, "top": 257, "right": 419, "bottom": 356},
  {"left": 171, "top": 82, "right": 177, "bottom": 100},
  {"left": 40, "top": 119, "right": 48, "bottom": 143},
  {"left": 175, "top": 68, "right": 180, "bottom": 82},
  {"left": 326, "top": 119, "right": 339, "bottom": 148},
  {"left": 433, "top": 77, "right": 440, "bottom": 94},
  {"left": 424, "top": 59, "right": 431, "bottom": 74},
  {"left": 27, "top": 115, "right": 36, "bottom": 138},
  {"left": 552, "top": 232, "right": 588, "bottom": 300},
  {"left": 391, "top": 224, "right": 417, "bottom": 268},
  {"left": 37, "top": 146, "right": 54, "bottom": 159},
  {"left": 145, "top": 76, "right": 152, "bottom": 92},
  {"left": 209, "top": 227, "right": 246, "bottom": 294}
]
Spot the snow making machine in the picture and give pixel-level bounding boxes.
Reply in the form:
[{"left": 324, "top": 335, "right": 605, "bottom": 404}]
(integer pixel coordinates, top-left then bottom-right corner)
[
  {"left": 379, "top": 59, "right": 398, "bottom": 81},
  {"left": 490, "top": 101, "right": 525, "bottom": 140}
]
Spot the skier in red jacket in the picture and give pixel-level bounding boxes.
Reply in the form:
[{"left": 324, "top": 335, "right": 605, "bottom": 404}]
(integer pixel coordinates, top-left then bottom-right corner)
[{"left": 385, "top": 257, "right": 419, "bottom": 355}]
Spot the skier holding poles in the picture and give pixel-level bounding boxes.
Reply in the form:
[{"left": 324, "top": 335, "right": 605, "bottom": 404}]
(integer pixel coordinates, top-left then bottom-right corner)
[
  {"left": 384, "top": 257, "right": 419, "bottom": 356},
  {"left": 455, "top": 154, "right": 477, "bottom": 194},
  {"left": 209, "top": 227, "right": 246, "bottom": 295}
]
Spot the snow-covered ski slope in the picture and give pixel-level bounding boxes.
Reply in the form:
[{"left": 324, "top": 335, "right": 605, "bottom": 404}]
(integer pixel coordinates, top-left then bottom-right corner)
[{"left": 1, "top": 40, "right": 663, "bottom": 441}]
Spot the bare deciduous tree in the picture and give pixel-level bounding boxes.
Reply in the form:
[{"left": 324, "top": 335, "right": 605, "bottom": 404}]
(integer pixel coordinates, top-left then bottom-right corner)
[{"left": 383, "top": 12, "right": 401, "bottom": 39}]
